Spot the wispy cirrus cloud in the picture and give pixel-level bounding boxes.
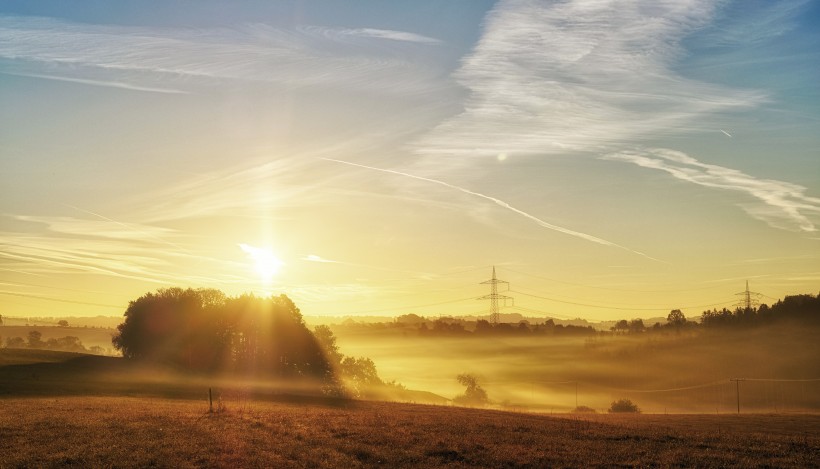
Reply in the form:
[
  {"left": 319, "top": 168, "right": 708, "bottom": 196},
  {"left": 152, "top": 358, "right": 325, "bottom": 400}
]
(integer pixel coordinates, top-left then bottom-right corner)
[
  {"left": 414, "top": 0, "right": 764, "bottom": 158},
  {"left": 128, "top": 155, "right": 330, "bottom": 223},
  {"left": 0, "top": 214, "right": 248, "bottom": 285},
  {"left": 700, "top": 0, "right": 810, "bottom": 46},
  {"left": 603, "top": 148, "right": 820, "bottom": 232},
  {"left": 0, "top": 16, "right": 442, "bottom": 94}
]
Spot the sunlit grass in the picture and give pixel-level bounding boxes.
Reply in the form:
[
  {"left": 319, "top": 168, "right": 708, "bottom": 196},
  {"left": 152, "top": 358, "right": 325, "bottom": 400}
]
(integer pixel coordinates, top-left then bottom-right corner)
[
  {"left": 1, "top": 347, "right": 818, "bottom": 467},
  {"left": 1, "top": 396, "right": 817, "bottom": 468}
]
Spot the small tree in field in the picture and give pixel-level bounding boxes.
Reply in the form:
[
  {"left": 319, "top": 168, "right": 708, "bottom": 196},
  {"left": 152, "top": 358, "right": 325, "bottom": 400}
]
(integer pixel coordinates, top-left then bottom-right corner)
[
  {"left": 667, "top": 309, "right": 686, "bottom": 328},
  {"left": 608, "top": 398, "right": 640, "bottom": 413},
  {"left": 454, "top": 373, "right": 489, "bottom": 406},
  {"left": 27, "top": 330, "right": 43, "bottom": 348}
]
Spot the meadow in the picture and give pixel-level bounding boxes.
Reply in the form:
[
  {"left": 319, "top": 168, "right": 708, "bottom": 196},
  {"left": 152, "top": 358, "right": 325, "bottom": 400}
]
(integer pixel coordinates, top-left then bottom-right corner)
[
  {"left": 1, "top": 347, "right": 819, "bottom": 467},
  {"left": 2, "top": 395, "right": 818, "bottom": 468}
]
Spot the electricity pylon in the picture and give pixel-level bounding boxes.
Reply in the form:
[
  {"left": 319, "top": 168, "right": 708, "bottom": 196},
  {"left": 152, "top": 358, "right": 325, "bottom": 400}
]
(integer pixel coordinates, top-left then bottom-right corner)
[
  {"left": 479, "top": 266, "right": 513, "bottom": 324},
  {"left": 735, "top": 280, "right": 761, "bottom": 310}
]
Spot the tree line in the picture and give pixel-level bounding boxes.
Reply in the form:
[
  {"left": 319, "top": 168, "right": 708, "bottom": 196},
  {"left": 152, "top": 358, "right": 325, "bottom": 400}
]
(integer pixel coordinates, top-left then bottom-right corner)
[
  {"left": 610, "top": 292, "right": 820, "bottom": 334},
  {"left": 3, "top": 330, "right": 106, "bottom": 355},
  {"left": 323, "top": 292, "right": 818, "bottom": 337}
]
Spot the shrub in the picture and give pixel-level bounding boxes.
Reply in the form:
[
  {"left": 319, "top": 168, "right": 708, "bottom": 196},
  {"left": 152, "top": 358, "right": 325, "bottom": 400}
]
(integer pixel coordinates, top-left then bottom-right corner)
[
  {"left": 572, "top": 405, "right": 596, "bottom": 413},
  {"left": 453, "top": 373, "right": 489, "bottom": 406},
  {"left": 608, "top": 398, "right": 640, "bottom": 413}
]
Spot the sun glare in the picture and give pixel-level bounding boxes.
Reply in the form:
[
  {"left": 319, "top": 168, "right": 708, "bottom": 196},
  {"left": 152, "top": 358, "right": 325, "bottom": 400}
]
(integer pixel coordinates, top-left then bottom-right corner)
[{"left": 239, "top": 243, "right": 284, "bottom": 283}]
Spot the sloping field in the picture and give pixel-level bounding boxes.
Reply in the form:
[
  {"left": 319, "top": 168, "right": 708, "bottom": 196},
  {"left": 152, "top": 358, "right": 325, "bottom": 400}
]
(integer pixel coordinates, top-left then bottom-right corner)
[
  {"left": 1, "top": 348, "right": 817, "bottom": 467},
  {"left": 1, "top": 396, "right": 817, "bottom": 468}
]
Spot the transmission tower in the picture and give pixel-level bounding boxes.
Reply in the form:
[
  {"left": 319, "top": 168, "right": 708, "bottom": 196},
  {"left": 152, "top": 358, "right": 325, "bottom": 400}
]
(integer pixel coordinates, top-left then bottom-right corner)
[
  {"left": 479, "top": 266, "right": 513, "bottom": 324},
  {"left": 735, "top": 280, "right": 761, "bottom": 310}
]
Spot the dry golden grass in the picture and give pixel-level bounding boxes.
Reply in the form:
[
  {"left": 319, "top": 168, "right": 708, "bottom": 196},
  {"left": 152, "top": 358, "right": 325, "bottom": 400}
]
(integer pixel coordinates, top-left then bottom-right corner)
[{"left": 1, "top": 396, "right": 817, "bottom": 468}]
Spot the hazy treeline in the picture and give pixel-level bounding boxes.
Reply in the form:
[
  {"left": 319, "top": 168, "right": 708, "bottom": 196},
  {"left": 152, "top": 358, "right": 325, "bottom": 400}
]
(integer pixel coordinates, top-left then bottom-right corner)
[
  {"left": 700, "top": 293, "right": 820, "bottom": 327},
  {"left": 422, "top": 317, "right": 596, "bottom": 336},
  {"left": 3, "top": 330, "right": 106, "bottom": 355},
  {"left": 611, "top": 292, "right": 820, "bottom": 334},
  {"left": 328, "top": 292, "right": 819, "bottom": 338},
  {"left": 334, "top": 314, "right": 597, "bottom": 337}
]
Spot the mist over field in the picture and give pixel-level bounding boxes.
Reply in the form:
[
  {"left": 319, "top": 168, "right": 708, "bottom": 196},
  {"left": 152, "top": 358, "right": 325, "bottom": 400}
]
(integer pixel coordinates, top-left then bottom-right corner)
[{"left": 331, "top": 323, "right": 820, "bottom": 413}]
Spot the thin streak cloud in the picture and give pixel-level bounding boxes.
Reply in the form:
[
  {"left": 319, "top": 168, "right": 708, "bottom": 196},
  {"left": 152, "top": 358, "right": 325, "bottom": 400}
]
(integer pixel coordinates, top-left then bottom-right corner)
[
  {"left": 0, "top": 16, "right": 442, "bottom": 95},
  {"left": 1, "top": 72, "right": 187, "bottom": 94},
  {"left": 322, "top": 158, "right": 659, "bottom": 262},
  {"left": 603, "top": 148, "right": 820, "bottom": 232},
  {"left": 337, "top": 28, "right": 441, "bottom": 45}
]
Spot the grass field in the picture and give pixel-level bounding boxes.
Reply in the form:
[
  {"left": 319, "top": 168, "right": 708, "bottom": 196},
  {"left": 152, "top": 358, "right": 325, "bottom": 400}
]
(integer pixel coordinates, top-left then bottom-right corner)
[
  {"left": 1, "top": 347, "right": 818, "bottom": 467},
  {"left": 1, "top": 396, "right": 818, "bottom": 468}
]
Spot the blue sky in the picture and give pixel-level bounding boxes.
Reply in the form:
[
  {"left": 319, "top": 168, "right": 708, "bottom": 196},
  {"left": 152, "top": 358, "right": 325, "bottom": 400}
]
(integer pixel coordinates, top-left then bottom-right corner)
[{"left": 1, "top": 0, "right": 818, "bottom": 320}]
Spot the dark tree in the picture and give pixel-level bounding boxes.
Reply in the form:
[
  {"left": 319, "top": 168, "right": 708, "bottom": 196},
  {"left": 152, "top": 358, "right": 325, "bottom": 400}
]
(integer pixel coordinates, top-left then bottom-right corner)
[
  {"left": 340, "top": 356, "right": 382, "bottom": 397},
  {"left": 611, "top": 319, "right": 629, "bottom": 334},
  {"left": 628, "top": 319, "right": 645, "bottom": 333},
  {"left": 5, "top": 336, "right": 25, "bottom": 348},
  {"left": 609, "top": 398, "right": 640, "bottom": 413},
  {"left": 112, "top": 288, "right": 332, "bottom": 379},
  {"left": 667, "top": 309, "right": 686, "bottom": 327},
  {"left": 474, "top": 319, "right": 493, "bottom": 334},
  {"left": 313, "top": 325, "right": 343, "bottom": 365},
  {"left": 454, "top": 373, "right": 489, "bottom": 406},
  {"left": 46, "top": 336, "right": 86, "bottom": 352},
  {"left": 57, "top": 320, "right": 69, "bottom": 327},
  {"left": 27, "top": 330, "right": 43, "bottom": 348}
]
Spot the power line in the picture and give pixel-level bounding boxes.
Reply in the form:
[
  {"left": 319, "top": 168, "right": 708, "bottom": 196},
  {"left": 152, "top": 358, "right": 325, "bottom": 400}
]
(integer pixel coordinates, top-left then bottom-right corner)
[
  {"left": 510, "top": 289, "right": 735, "bottom": 312},
  {"left": 328, "top": 296, "right": 477, "bottom": 316},
  {"left": 607, "top": 380, "right": 728, "bottom": 394},
  {"left": 741, "top": 378, "right": 820, "bottom": 382},
  {"left": 0, "top": 291, "right": 122, "bottom": 309},
  {"left": 497, "top": 266, "right": 734, "bottom": 294},
  {"left": 508, "top": 305, "right": 577, "bottom": 320}
]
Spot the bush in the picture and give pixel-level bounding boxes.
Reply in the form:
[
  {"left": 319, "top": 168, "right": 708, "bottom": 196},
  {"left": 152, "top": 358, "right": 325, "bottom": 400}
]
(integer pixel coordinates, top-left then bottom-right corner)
[
  {"left": 572, "top": 405, "right": 596, "bottom": 413},
  {"left": 608, "top": 398, "right": 640, "bottom": 413},
  {"left": 453, "top": 373, "right": 489, "bottom": 406}
]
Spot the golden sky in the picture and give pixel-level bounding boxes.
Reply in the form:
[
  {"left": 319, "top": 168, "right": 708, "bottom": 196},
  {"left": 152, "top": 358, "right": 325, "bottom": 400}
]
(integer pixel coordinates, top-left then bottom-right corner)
[{"left": 2, "top": 1, "right": 819, "bottom": 321}]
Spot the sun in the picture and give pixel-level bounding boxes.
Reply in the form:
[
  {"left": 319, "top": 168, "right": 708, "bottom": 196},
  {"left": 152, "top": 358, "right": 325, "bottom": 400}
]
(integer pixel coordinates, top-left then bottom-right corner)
[{"left": 239, "top": 243, "right": 284, "bottom": 283}]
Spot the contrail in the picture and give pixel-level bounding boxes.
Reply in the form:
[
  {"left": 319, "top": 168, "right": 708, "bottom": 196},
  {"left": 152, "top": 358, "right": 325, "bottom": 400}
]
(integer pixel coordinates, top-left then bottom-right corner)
[
  {"left": 720, "top": 129, "right": 732, "bottom": 138},
  {"left": 3, "top": 72, "right": 188, "bottom": 94},
  {"left": 321, "top": 158, "right": 662, "bottom": 262}
]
